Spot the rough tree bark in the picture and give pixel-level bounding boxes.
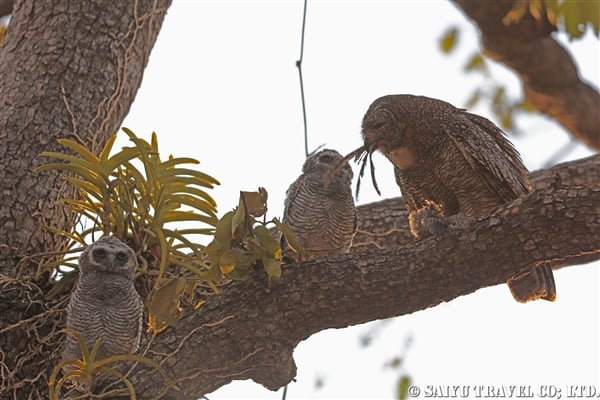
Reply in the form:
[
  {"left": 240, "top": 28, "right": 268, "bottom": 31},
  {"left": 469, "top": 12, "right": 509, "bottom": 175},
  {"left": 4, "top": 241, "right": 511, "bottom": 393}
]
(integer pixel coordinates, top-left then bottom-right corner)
[
  {"left": 0, "top": 1, "right": 598, "bottom": 399},
  {"left": 0, "top": 1, "right": 171, "bottom": 398},
  {"left": 453, "top": 0, "right": 600, "bottom": 151},
  {"left": 0, "top": 0, "right": 171, "bottom": 276},
  {"left": 128, "top": 156, "right": 600, "bottom": 399}
]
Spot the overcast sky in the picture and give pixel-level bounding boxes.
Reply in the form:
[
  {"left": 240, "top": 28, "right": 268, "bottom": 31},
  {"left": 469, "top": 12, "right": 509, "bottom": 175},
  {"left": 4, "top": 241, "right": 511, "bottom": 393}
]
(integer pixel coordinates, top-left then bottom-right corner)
[{"left": 122, "top": 1, "right": 599, "bottom": 398}]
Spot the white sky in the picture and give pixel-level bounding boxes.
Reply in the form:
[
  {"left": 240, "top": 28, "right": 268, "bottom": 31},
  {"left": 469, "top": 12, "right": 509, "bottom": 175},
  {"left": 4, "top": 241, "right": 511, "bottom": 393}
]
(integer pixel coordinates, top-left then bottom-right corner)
[{"left": 122, "top": 1, "right": 600, "bottom": 399}]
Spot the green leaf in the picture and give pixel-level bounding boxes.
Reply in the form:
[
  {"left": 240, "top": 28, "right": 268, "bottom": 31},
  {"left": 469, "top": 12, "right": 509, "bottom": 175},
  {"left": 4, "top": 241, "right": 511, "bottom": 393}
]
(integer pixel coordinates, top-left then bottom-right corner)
[
  {"left": 274, "top": 218, "right": 304, "bottom": 255},
  {"left": 102, "top": 147, "right": 141, "bottom": 174},
  {"left": 158, "top": 211, "right": 217, "bottom": 226},
  {"left": 160, "top": 157, "right": 200, "bottom": 168},
  {"left": 147, "top": 277, "right": 186, "bottom": 334},
  {"left": 254, "top": 224, "right": 281, "bottom": 259},
  {"left": 162, "top": 228, "right": 205, "bottom": 259},
  {"left": 544, "top": 0, "right": 561, "bottom": 26},
  {"left": 262, "top": 256, "right": 282, "bottom": 288},
  {"left": 562, "top": 0, "right": 584, "bottom": 38},
  {"left": 64, "top": 177, "right": 103, "bottom": 199},
  {"left": 169, "top": 185, "right": 218, "bottom": 208},
  {"left": 463, "top": 52, "right": 487, "bottom": 74},
  {"left": 219, "top": 248, "right": 252, "bottom": 280},
  {"left": 231, "top": 194, "right": 247, "bottom": 239},
  {"left": 56, "top": 138, "right": 99, "bottom": 163},
  {"left": 158, "top": 175, "right": 217, "bottom": 188},
  {"left": 170, "top": 194, "right": 218, "bottom": 218},
  {"left": 397, "top": 375, "right": 412, "bottom": 400},
  {"left": 156, "top": 167, "right": 220, "bottom": 187},
  {"left": 214, "top": 211, "right": 234, "bottom": 247},
  {"left": 36, "top": 163, "right": 109, "bottom": 193},
  {"left": 439, "top": 26, "right": 458, "bottom": 54},
  {"left": 241, "top": 187, "right": 268, "bottom": 218},
  {"left": 204, "top": 240, "right": 224, "bottom": 282},
  {"left": 98, "top": 134, "right": 118, "bottom": 162}
]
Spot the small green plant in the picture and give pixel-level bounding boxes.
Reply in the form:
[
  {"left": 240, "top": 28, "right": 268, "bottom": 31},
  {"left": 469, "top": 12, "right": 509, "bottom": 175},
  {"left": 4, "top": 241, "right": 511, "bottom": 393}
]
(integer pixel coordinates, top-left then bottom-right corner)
[
  {"left": 35, "top": 128, "right": 219, "bottom": 329},
  {"left": 49, "top": 329, "right": 178, "bottom": 399},
  {"left": 37, "top": 128, "right": 300, "bottom": 334},
  {"left": 205, "top": 188, "right": 302, "bottom": 288},
  {"left": 503, "top": 0, "right": 599, "bottom": 39}
]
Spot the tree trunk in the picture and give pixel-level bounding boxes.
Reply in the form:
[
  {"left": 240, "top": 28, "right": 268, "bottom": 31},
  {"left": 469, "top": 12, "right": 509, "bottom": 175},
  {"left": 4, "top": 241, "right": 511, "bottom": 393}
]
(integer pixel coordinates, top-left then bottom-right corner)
[{"left": 0, "top": 1, "right": 170, "bottom": 398}]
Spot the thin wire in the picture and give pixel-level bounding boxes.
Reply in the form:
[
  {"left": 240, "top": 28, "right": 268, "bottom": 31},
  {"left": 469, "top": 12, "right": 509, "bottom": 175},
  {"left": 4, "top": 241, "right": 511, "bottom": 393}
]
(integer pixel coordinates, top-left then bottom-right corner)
[
  {"left": 281, "top": 10, "right": 308, "bottom": 400},
  {"left": 280, "top": 5, "right": 309, "bottom": 395},
  {"left": 296, "top": 0, "right": 309, "bottom": 157},
  {"left": 281, "top": 383, "right": 289, "bottom": 400}
]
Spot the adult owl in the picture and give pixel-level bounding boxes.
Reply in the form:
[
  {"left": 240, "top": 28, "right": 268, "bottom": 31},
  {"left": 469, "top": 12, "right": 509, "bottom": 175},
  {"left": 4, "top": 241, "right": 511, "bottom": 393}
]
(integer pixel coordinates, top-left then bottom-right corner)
[
  {"left": 63, "top": 236, "right": 143, "bottom": 367},
  {"left": 282, "top": 149, "right": 357, "bottom": 261},
  {"left": 360, "top": 94, "right": 555, "bottom": 302}
]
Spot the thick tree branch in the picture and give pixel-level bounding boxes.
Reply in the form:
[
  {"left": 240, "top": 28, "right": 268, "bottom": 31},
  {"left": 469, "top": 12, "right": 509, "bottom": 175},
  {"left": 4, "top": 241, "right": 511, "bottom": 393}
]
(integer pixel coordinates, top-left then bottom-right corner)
[
  {"left": 131, "top": 157, "right": 600, "bottom": 399},
  {"left": 452, "top": 0, "right": 600, "bottom": 150}
]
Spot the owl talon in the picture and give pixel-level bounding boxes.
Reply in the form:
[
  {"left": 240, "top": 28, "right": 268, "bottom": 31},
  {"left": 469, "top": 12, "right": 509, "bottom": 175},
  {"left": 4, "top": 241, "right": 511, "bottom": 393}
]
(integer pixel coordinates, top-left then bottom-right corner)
[{"left": 409, "top": 201, "right": 447, "bottom": 239}]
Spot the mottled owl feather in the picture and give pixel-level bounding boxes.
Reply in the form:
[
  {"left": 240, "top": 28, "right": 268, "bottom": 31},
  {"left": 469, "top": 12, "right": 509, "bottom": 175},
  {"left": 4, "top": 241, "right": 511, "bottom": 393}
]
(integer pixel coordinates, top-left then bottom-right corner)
[
  {"left": 63, "top": 236, "right": 142, "bottom": 366},
  {"left": 361, "top": 94, "right": 555, "bottom": 303},
  {"left": 444, "top": 110, "right": 531, "bottom": 202},
  {"left": 282, "top": 149, "right": 357, "bottom": 261}
]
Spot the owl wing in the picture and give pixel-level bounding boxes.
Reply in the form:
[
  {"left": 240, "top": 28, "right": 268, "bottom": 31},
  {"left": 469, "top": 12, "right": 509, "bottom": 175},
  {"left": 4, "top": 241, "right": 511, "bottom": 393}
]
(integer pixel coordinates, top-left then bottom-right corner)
[{"left": 443, "top": 111, "right": 532, "bottom": 203}]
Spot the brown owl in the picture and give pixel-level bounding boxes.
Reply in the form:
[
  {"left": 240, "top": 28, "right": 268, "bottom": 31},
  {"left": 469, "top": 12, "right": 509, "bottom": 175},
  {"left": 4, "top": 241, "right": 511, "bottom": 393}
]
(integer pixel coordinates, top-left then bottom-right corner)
[
  {"left": 359, "top": 94, "right": 555, "bottom": 302},
  {"left": 282, "top": 149, "right": 357, "bottom": 261}
]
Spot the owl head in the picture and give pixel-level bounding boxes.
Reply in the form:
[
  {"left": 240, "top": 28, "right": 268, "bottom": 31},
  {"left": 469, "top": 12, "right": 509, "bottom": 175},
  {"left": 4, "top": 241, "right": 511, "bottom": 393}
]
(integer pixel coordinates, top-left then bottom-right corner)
[
  {"left": 79, "top": 236, "right": 137, "bottom": 280},
  {"left": 362, "top": 94, "right": 459, "bottom": 155},
  {"left": 361, "top": 95, "right": 411, "bottom": 155},
  {"left": 303, "top": 148, "right": 354, "bottom": 185}
]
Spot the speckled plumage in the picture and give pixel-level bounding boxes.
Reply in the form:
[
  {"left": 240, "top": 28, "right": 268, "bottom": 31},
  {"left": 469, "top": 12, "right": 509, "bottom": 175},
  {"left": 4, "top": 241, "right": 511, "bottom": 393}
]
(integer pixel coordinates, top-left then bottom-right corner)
[
  {"left": 63, "top": 236, "right": 142, "bottom": 364},
  {"left": 282, "top": 149, "right": 357, "bottom": 261},
  {"left": 361, "top": 94, "right": 556, "bottom": 302}
]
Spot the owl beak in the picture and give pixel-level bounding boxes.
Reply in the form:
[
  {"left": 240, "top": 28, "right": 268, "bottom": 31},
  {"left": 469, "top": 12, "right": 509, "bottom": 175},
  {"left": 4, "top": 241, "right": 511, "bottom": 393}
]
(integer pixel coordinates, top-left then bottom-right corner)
[
  {"left": 359, "top": 129, "right": 376, "bottom": 151},
  {"left": 362, "top": 137, "right": 380, "bottom": 155},
  {"left": 106, "top": 255, "right": 118, "bottom": 271}
]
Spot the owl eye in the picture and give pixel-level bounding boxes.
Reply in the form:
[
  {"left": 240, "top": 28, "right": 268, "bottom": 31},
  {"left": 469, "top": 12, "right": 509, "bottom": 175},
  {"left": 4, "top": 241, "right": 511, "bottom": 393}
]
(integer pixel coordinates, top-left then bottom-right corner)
[
  {"left": 115, "top": 251, "right": 129, "bottom": 263},
  {"left": 92, "top": 248, "right": 107, "bottom": 260},
  {"left": 370, "top": 121, "right": 385, "bottom": 130}
]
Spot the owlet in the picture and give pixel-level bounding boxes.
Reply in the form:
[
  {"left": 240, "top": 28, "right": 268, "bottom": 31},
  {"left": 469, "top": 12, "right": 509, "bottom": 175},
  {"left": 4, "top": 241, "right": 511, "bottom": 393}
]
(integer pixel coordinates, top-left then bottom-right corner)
[
  {"left": 63, "top": 236, "right": 143, "bottom": 366},
  {"left": 282, "top": 149, "right": 357, "bottom": 261}
]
